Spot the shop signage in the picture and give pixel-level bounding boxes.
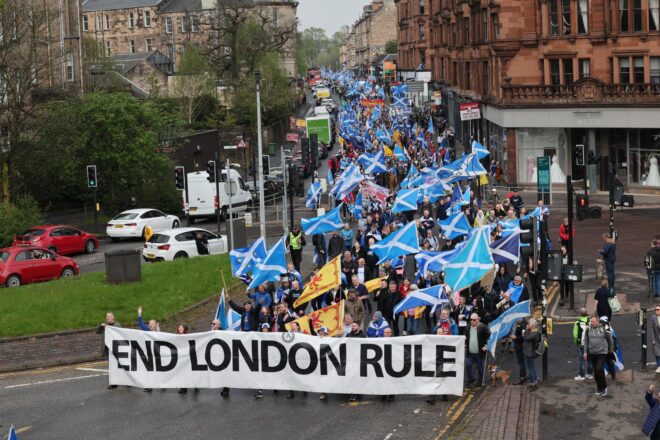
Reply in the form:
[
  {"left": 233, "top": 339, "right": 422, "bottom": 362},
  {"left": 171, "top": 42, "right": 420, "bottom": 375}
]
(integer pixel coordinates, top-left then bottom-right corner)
[
  {"left": 459, "top": 103, "right": 481, "bottom": 121},
  {"left": 286, "top": 133, "right": 299, "bottom": 142},
  {"left": 537, "top": 156, "right": 551, "bottom": 193}
]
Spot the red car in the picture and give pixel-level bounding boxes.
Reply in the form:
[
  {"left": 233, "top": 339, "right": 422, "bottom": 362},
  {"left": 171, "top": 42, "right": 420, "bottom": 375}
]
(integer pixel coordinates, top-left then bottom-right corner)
[
  {"left": 0, "top": 246, "right": 79, "bottom": 288},
  {"left": 13, "top": 225, "right": 99, "bottom": 255}
]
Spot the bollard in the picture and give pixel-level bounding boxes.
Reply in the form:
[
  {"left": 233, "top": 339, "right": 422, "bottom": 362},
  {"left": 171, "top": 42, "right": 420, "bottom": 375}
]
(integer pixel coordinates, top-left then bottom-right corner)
[{"left": 596, "top": 258, "right": 604, "bottom": 280}]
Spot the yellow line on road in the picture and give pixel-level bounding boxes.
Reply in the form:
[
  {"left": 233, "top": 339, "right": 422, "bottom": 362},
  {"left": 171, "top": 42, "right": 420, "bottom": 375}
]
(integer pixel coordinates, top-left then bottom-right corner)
[{"left": 433, "top": 392, "right": 474, "bottom": 440}]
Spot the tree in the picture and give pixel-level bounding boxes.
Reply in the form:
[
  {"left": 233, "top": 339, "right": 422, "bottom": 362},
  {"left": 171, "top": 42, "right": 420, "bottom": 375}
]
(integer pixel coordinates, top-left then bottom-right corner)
[
  {"left": 168, "top": 44, "right": 216, "bottom": 124},
  {"left": 385, "top": 40, "right": 397, "bottom": 54}
]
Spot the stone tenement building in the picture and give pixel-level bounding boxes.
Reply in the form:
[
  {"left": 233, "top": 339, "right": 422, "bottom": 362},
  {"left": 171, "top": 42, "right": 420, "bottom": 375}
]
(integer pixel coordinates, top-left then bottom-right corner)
[
  {"left": 396, "top": 0, "right": 660, "bottom": 189},
  {"left": 81, "top": 0, "right": 298, "bottom": 78},
  {"left": 341, "top": 0, "right": 397, "bottom": 71}
]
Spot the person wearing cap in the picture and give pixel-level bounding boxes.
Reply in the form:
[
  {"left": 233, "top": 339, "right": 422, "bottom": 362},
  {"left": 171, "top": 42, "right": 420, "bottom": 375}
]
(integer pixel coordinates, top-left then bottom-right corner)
[
  {"left": 229, "top": 298, "right": 259, "bottom": 332},
  {"left": 248, "top": 284, "right": 272, "bottom": 310},
  {"left": 508, "top": 188, "right": 524, "bottom": 213},
  {"left": 275, "top": 277, "right": 291, "bottom": 304},
  {"left": 367, "top": 311, "right": 390, "bottom": 338},
  {"left": 345, "top": 288, "right": 365, "bottom": 329}
]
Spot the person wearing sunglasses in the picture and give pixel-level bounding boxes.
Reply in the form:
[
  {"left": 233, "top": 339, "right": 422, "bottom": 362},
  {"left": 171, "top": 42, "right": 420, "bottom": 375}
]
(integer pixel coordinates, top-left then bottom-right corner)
[{"left": 464, "top": 313, "right": 491, "bottom": 388}]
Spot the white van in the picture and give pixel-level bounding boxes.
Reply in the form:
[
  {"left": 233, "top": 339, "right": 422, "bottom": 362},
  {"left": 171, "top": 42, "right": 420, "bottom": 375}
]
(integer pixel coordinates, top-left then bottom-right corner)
[
  {"left": 314, "top": 105, "right": 329, "bottom": 116},
  {"left": 184, "top": 169, "right": 253, "bottom": 221}
]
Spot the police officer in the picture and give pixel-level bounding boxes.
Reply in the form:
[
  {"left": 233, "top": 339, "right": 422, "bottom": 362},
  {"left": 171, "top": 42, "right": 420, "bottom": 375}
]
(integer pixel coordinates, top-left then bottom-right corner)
[{"left": 286, "top": 224, "right": 306, "bottom": 272}]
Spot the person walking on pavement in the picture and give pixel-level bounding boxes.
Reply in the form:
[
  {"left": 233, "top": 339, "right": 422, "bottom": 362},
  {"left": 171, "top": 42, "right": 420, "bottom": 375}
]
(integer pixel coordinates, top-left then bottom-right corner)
[
  {"left": 464, "top": 313, "right": 490, "bottom": 388},
  {"left": 648, "top": 305, "right": 660, "bottom": 374},
  {"left": 594, "top": 280, "right": 613, "bottom": 323},
  {"left": 523, "top": 318, "right": 541, "bottom": 391},
  {"left": 286, "top": 225, "right": 306, "bottom": 272},
  {"left": 573, "top": 308, "right": 594, "bottom": 380},
  {"left": 96, "top": 312, "right": 121, "bottom": 389},
  {"left": 600, "top": 233, "right": 617, "bottom": 293},
  {"left": 559, "top": 217, "right": 574, "bottom": 248},
  {"left": 643, "top": 384, "right": 660, "bottom": 439},
  {"left": 647, "top": 239, "right": 660, "bottom": 297},
  {"left": 512, "top": 318, "right": 528, "bottom": 385},
  {"left": 582, "top": 315, "right": 614, "bottom": 397}
]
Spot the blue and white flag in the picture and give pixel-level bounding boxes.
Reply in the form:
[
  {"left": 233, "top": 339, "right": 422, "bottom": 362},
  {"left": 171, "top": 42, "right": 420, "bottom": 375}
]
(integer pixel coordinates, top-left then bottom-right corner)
[
  {"left": 490, "top": 231, "right": 520, "bottom": 264},
  {"left": 427, "top": 117, "right": 435, "bottom": 136},
  {"left": 506, "top": 281, "right": 525, "bottom": 304},
  {"left": 607, "top": 326, "right": 625, "bottom": 373},
  {"left": 450, "top": 184, "right": 464, "bottom": 213},
  {"left": 391, "top": 84, "right": 408, "bottom": 96},
  {"left": 393, "top": 284, "right": 449, "bottom": 315},
  {"left": 400, "top": 163, "right": 418, "bottom": 188},
  {"left": 351, "top": 192, "right": 363, "bottom": 220},
  {"left": 417, "top": 182, "right": 447, "bottom": 204},
  {"left": 248, "top": 237, "right": 288, "bottom": 289},
  {"left": 306, "top": 181, "right": 322, "bottom": 208},
  {"left": 358, "top": 150, "right": 388, "bottom": 175},
  {"left": 333, "top": 165, "right": 364, "bottom": 200},
  {"left": 462, "top": 185, "right": 471, "bottom": 205},
  {"left": 376, "top": 128, "right": 393, "bottom": 146},
  {"left": 392, "top": 95, "right": 410, "bottom": 108},
  {"left": 215, "top": 289, "right": 240, "bottom": 331},
  {"left": 391, "top": 188, "right": 419, "bottom": 213},
  {"left": 327, "top": 169, "right": 334, "bottom": 187},
  {"left": 471, "top": 140, "right": 490, "bottom": 160},
  {"left": 439, "top": 212, "right": 471, "bottom": 240},
  {"left": 8, "top": 427, "right": 18, "bottom": 440},
  {"left": 302, "top": 203, "right": 345, "bottom": 236},
  {"left": 230, "top": 237, "right": 267, "bottom": 279},
  {"left": 444, "top": 226, "right": 494, "bottom": 293},
  {"left": 530, "top": 205, "right": 550, "bottom": 217},
  {"left": 486, "top": 300, "right": 531, "bottom": 357},
  {"left": 371, "top": 221, "right": 420, "bottom": 264},
  {"left": 393, "top": 144, "right": 408, "bottom": 162},
  {"left": 441, "top": 153, "right": 487, "bottom": 183},
  {"left": 415, "top": 245, "right": 464, "bottom": 276}
]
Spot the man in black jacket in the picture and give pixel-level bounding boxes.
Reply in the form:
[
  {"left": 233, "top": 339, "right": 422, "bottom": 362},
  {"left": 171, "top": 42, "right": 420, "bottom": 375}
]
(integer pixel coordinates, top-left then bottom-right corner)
[
  {"left": 341, "top": 250, "right": 358, "bottom": 285},
  {"left": 647, "top": 239, "right": 660, "bottom": 297},
  {"left": 229, "top": 299, "right": 258, "bottom": 331},
  {"left": 464, "top": 313, "right": 491, "bottom": 387},
  {"left": 327, "top": 231, "right": 345, "bottom": 260}
]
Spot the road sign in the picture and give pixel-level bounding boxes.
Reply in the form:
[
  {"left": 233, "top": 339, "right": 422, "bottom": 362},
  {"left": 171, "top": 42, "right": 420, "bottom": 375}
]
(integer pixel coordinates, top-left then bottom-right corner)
[
  {"left": 238, "top": 140, "right": 247, "bottom": 149},
  {"left": 224, "top": 145, "right": 238, "bottom": 150},
  {"left": 407, "top": 81, "right": 424, "bottom": 92},
  {"left": 537, "top": 156, "right": 551, "bottom": 192},
  {"left": 244, "top": 213, "right": 253, "bottom": 227},
  {"left": 286, "top": 133, "right": 299, "bottom": 142},
  {"left": 459, "top": 102, "right": 481, "bottom": 121},
  {"left": 296, "top": 119, "right": 307, "bottom": 128},
  {"left": 224, "top": 180, "right": 237, "bottom": 197}
]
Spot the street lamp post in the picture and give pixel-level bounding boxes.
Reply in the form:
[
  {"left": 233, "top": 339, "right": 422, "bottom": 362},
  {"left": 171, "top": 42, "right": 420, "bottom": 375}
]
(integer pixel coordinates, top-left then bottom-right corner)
[{"left": 255, "top": 69, "right": 266, "bottom": 241}]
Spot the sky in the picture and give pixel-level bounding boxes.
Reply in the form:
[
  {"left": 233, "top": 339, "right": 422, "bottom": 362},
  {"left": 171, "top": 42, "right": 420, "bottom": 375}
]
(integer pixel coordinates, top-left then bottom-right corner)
[{"left": 297, "top": 0, "right": 373, "bottom": 36}]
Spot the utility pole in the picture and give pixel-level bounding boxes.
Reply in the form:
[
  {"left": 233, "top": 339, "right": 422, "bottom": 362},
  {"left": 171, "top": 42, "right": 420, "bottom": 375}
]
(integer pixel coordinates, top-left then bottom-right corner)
[
  {"left": 281, "top": 147, "right": 289, "bottom": 236},
  {"left": 226, "top": 160, "right": 234, "bottom": 252},
  {"left": 608, "top": 180, "right": 616, "bottom": 240},
  {"left": 255, "top": 70, "right": 266, "bottom": 240},
  {"left": 567, "top": 176, "right": 575, "bottom": 310},
  {"left": 214, "top": 152, "right": 221, "bottom": 235},
  {"left": 540, "top": 217, "right": 549, "bottom": 380}
]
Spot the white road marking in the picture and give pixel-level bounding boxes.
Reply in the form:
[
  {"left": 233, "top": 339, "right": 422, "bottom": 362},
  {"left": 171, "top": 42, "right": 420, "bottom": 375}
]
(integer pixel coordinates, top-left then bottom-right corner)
[
  {"left": 76, "top": 367, "right": 109, "bottom": 373},
  {"left": 4, "top": 373, "right": 106, "bottom": 389}
]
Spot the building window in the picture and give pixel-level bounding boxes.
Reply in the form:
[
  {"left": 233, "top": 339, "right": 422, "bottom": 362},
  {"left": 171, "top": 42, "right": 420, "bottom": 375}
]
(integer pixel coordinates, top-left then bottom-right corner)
[
  {"left": 144, "top": 11, "right": 151, "bottom": 27},
  {"left": 191, "top": 15, "right": 199, "bottom": 32},
  {"left": 562, "top": 0, "right": 572, "bottom": 34},
  {"left": 65, "top": 52, "right": 74, "bottom": 82},
  {"left": 483, "top": 61, "right": 489, "bottom": 95},
  {"left": 96, "top": 15, "right": 102, "bottom": 31},
  {"left": 550, "top": 0, "right": 572, "bottom": 35},
  {"left": 634, "top": 0, "right": 643, "bottom": 30},
  {"left": 104, "top": 15, "right": 110, "bottom": 30},
  {"left": 272, "top": 9, "right": 279, "bottom": 27},
  {"left": 619, "top": 57, "right": 630, "bottom": 83},
  {"left": 650, "top": 0, "right": 660, "bottom": 31},
  {"left": 463, "top": 17, "right": 469, "bottom": 44},
  {"left": 482, "top": 10, "right": 488, "bottom": 42},
  {"left": 82, "top": 15, "right": 88, "bottom": 32},
  {"left": 419, "top": 0, "right": 425, "bottom": 14},
  {"left": 166, "top": 16, "right": 173, "bottom": 33},
  {"left": 651, "top": 57, "right": 660, "bottom": 84},
  {"left": 130, "top": 40, "right": 136, "bottom": 53},
  {"left": 451, "top": 23, "right": 456, "bottom": 46},
  {"left": 549, "top": 59, "right": 561, "bottom": 85},
  {"left": 633, "top": 56, "right": 644, "bottom": 83},
  {"left": 167, "top": 44, "right": 174, "bottom": 61},
  {"left": 563, "top": 59, "right": 574, "bottom": 84},
  {"left": 146, "top": 38, "right": 153, "bottom": 51},
  {"left": 620, "top": 0, "right": 643, "bottom": 31},
  {"left": 490, "top": 13, "right": 499, "bottom": 39},
  {"left": 129, "top": 13, "right": 135, "bottom": 29},
  {"left": 549, "top": 0, "right": 559, "bottom": 35},
  {"left": 105, "top": 41, "right": 111, "bottom": 56},
  {"left": 578, "top": 0, "right": 588, "bottom": 33},
  {"left": 579, "top": 59, "right": 590, "bottom": 78},
  {"left": 419, "top": 24, "right": 425, "bottom": 39}
]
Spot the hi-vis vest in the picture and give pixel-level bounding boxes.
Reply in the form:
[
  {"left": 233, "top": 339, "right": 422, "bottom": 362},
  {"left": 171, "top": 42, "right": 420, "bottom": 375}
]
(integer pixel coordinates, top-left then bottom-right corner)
[{"left": 289, "top": 233, "right": 302, "bottom": 250}]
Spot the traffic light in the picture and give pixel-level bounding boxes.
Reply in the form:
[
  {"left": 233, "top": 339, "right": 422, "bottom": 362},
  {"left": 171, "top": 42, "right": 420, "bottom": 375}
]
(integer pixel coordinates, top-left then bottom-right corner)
[
  {"left": 262, "top": 155, "right": 271, "bottom": 177},
  {"left": 206, "top": 161, "right": 216, "bottom": 183},
  {"left": 86, "top": 165, "right": 97, "bottom": 188},
  {"left": 287, "top": 163, "right": 298, "bottom": 195},
  {"left": 310, "top": 134, "right": 319, "bottom": 169},
  {"left": 575, "top": 144, "right": 585, "bottom": 166},
  {"left": 519, "top": 217, "right": 537, "bottom": 273},
  {"left": 301, "top": 138, "right": 309, "bottom": 164},
  {"left": 175, "top": 166, "right": 185, "bottom": 190}
]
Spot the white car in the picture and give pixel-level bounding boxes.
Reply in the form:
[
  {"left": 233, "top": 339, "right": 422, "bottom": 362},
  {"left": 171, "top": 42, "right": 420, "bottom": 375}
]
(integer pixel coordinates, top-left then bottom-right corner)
[
  {"left": 142, "top": 228, "right": 227, "bottom": 261},
  {"left": 106, "top": 209, "right": 180, "bottom": 241}
]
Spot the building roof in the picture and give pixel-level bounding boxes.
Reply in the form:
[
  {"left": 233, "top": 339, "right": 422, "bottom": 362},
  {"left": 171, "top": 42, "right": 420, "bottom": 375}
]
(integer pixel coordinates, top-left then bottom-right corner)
[
  {"left": 159, "top": 0, "right": 204, "bottom": 12},
  {"left": 112, "top": 51, "right": 174, "bottom": 74},
  {"left": 82, "top": 0, "right": 165, "bottom": 12}
]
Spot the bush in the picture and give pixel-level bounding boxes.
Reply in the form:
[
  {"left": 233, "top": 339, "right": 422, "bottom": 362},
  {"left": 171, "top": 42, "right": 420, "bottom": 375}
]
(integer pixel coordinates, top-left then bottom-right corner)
[{"left": 0, "top": 196, "right": 44, "bottom": 247}]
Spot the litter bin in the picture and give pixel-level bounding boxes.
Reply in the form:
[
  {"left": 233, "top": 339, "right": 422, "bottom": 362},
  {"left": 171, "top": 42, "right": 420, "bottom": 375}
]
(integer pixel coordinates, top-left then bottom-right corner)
[{"left": 105, "top": 249, "right": 142, "bottom": 284}]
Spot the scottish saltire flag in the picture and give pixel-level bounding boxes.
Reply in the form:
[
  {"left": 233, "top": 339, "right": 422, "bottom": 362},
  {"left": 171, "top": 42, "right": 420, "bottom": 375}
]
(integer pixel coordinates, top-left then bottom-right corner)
[
  {"left": 393, "top": 144, "right": 408, "bottom": 162},
  {"left": 486, "top": 301, "right": 531, "bottom": 357},
  {"left": 358, "top": 150, "right": 388, "bottom": 175},
  {"left": 392, "top": 95, "right": 410, "bottom": 108},
  {"left": 376, "top": 128, "right": 393, "bottom": 146},
  {"left": 392, "top": 188, "right": 419, "bottom": 213},
  {"left": 530, "top": 205, "right": 550, "bottom": 217},
  {"left": 491, "top": 232, "right": 520, "bottom": 264},
  {"left": 418, "top": 182, "right": 447, "bottom": 204},
  {"left": 230, "top": 237, "right": 267, "bottom": 279},
  {"left": 471, "top": 140, "right": 490, "bottom": 160},
  {"left": 351, "top": 192, "right": 363, "bottom": 220},
  {"left": 391, "top": 84, "right": 408, "bottom": 96},
  {"left": 371, "top": 221, "right": 420, "bottom": 264},
  {"left": 450, "top": 184, "right": 464, "bottom": 213},
  {"left": 306, "top": 181, "right": 322, "bottom": 208},
  {"left": 443, "top": 147, "right": 451, "bottom": 164},
  {"left": 214, "top": 290, "right": 240, "bottom": 331},
  {"left": 393, "top": 284, "right": 449, "bottom": 315},
  {"left": 415, "top": 245, "right": 464, "bottom": 276},
  {"left": 401, "top": 163, "right": 418, "bottom": 188},
  {"left": 8, "top": 427, "right": 18, "bottom": 440},
  {"left": 462, "top": 185, "right": 471, "bottom": 205},
  {"left": 327, "top": 169, "right": 334, "bottom": 187},
  {"left": 441, "top": 153, "right": 488, "bottom": 183},
  {"left": 439, "top": 212, "right": 471, "bottom": 240},
  {"left": 427, "top": 117, "right": 435, "bottom": 136},
  {"left": 333, "top": 165, "right": 364, "bottom": 200},
  {"left": 606, "top": 326, "right": 625, "bottom": 372},
  {"left": 248, "top": 237, "right": 288, "bottom": 289},
  {"left": 302, "top": 203, "right": 344, "bottom": 236},
  {"left": 506, "top": 281, "right": 525, "bottom": 304},
  {"left": 444, "top": 226, "right": 494, "bottom": 293}
]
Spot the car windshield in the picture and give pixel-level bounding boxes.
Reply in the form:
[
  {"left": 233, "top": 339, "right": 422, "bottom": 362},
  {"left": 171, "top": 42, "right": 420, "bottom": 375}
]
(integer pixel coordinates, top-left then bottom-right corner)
[
  {"left": 113, "top": 213, "right": 139, "bottom": 220},
  {"left": 0, "top": 251, "right": 9, "bottom": 262},
  {"left": 148, "top": 234, "right": 170, "bottom": 244},
  {"left": 20, "top": 229, "right": 46, "bottom": 237}
]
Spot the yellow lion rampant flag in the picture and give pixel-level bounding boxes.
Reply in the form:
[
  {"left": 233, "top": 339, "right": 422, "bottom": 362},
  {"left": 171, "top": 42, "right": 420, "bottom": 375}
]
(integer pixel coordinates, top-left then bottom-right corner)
[
  {"left": 364, "top": 276, "right": 386, "bottom": 293},
  {"left": 284, "top": 301, "right": 344, "bottom": 337},
  {"left": 292, "top": 256, "right": 341, "bottom": 309}
]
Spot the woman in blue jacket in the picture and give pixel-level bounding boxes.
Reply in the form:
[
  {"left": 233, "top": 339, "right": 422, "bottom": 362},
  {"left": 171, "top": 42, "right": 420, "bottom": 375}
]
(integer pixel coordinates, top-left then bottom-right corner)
[
  {"left": 599, "top": 233, "right": 617, "bottom": 292},
  {"left": 643, "top": 384, "right": 660, "bottom": 439}
]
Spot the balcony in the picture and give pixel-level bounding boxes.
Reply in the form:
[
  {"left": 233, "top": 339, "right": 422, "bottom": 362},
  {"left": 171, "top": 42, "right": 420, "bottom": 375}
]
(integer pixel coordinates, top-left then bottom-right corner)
[{"left": 499, "top": 78, "right": 660, "bottom": 107}]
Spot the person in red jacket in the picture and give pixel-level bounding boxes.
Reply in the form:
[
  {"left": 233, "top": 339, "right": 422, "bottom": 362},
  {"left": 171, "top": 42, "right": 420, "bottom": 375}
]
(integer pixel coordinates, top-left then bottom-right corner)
[{"left": 559, "top": 217, "right": 575, "bottom": 247}]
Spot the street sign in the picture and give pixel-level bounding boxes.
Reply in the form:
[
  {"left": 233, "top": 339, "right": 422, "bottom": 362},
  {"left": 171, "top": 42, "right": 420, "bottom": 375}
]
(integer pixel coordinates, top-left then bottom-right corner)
[
  {"left": 537, "top": 156, "right": 551, "bottom": 193},
  {"left": 238, "top": 140, "right": 247, "bottom": 149},
  {"left": 224, "top": 180, "right": 237, "bottom": 197},
  {"left": 459, "top": 102, "right": 480, "bottom": 121},
  {"left": 224, "top": 145, "right": 238, "bottom": 150},
  {"left": 244, "top": 213, "right": 253, "bottom": 227},
  {"left": 407, "top": 81, "right": 424, "bottom": 92},
  {"left": 296, "top": 119, "right": 306, "bottom": 128},
  {"left": 286, "top": 133, "right": 299, "bottom": 142}
]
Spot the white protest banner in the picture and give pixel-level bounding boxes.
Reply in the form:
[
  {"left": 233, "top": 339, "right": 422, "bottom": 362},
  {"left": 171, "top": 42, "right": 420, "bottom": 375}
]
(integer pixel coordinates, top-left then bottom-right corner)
[{"left": 105, "top": 327, "right": 465, "bottom": 396}]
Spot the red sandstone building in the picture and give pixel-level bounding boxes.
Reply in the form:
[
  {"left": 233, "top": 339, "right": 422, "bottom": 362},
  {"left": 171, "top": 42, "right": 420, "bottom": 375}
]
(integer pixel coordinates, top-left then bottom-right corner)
[{"left": 396, "top": 0, "right": 660, "bottom": 189}]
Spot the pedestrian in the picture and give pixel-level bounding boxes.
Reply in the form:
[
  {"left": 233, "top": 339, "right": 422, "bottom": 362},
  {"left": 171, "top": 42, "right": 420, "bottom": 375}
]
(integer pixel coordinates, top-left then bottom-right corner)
[
  {"left": 647, "top": 239, "right": 660, "bottom": 297},
  {"left": 347, "top": 321, "right": 365, "bottom": 337},
  {"left": 340, "top": 223, "right": 354, "bottom": 251},
  {"left": 403, "top": 285, "right": 425, "bottom": 335},
  {"left": 594, "top": 280, "right": 613, "bottom": 323},
  {"left": 229, "top": 298, "right": 259, "bottom": 332},
  {"left": 643, "top": 384, "right": 660, "bottom": 439},
  {"left": 210, "top": 319, "right": 231, "bottom": 397},
  {"left": 512, "top": 318, "right": 528, "bottom": 385},
  {"left": 522, "top": 318, "right": 541, "bottom": 391},
  {"left": 599, "top": 233, "right": 617, "bottom": 292},
  {"left": 96, "top": 312, "right": 121, "bottom": 389},
  {"left": 286, "top": 224, "right": 306, "bottom": 272},
  {"left": 312, "top": 232, "right": 327, "bottom": 268},
  {"left": 649, "top": 305, "right": 660, "bottom": 374},
  {"left": 559, "top": 217, "right": 574, "bottom": 247},
  {"left": 582, "top": 315, "right": 614, "bottom": 397},
  {"left": 464, "top": 313, "right": 490, "bottom": 388},
  {"left": 367, "top": 311, "right": 390, "bottom": 337},
  {"left": 344, "top": 288, "right": 365, "bottom": 329},
  {"left": 176, "top": 324, "right": 191, "bottom": 394},
  {"left": 573, "top": 308, "right": 594, "bottom": 380},
  {"left": 137, "top": 306, "right": 159, "bottom": 332},
  {"left": 327, "top": 231, "right": 345, "bottom": 260},
  {"left": 432, "top": 307, "right": 459, "bottom": 335}
]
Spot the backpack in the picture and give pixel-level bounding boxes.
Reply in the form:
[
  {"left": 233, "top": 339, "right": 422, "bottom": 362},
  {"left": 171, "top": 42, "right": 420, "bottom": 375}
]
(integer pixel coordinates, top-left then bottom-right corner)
[{"left": 535, "top": 333, "right": 546, "bottom": 357}]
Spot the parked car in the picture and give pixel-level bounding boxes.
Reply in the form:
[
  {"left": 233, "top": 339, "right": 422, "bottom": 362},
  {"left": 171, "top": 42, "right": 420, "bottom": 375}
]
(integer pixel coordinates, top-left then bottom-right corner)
[
  {"left": 13, "top": 225, "right": 98, "bottom": 255},
  {"left": 142, "top": 228, "right": 227, "bottom": 262},
  {"left": 0, "top": 246, "right": 79, "bottom": 287},
  {"left": 106, "top": 209, "right": 180, "bottom": 241}
]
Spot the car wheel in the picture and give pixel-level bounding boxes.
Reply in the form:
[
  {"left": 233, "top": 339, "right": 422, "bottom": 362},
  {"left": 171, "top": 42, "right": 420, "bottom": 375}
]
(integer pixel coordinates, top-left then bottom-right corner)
[
  {"left": 84, "top": 240, "right": 96, "bottom": 254},
  {"left": 172, "top": 220, "right": 180, "bottom": 229},
  {"left": 6, "top": 275, "right": 21, "bottom": 288},
  {"left": 174, "top": 252, "right": 188, "bottom": 260},
  {"left": 60, "top": 267, "right": 76, "bottom": 279},
  {"left": 48, "top": 246, "right": 57, "bottom": 254}
]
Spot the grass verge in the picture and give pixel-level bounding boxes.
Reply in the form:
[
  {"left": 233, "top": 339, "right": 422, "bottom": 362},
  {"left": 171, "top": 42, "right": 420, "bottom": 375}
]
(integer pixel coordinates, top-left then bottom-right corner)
[{"left": 0, "top": 255, "right": 233, "bottom": 338}]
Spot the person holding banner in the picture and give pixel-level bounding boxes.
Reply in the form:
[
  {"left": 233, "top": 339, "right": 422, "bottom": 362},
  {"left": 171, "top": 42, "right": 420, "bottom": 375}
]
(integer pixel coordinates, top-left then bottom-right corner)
[
  {"left": 211, "top": 320, "right": 231, "bottom": 397},
  {"left": 97, "top": 312, "right": 121, "bottom": 389},
  {"left": 465, "top": 313, "right": 490, "bottom": 388}
]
